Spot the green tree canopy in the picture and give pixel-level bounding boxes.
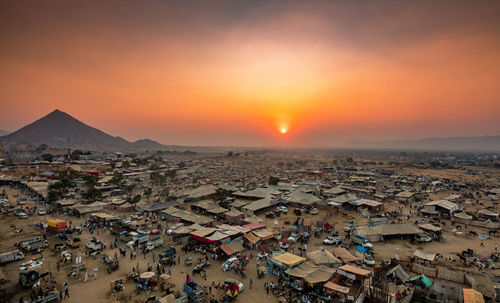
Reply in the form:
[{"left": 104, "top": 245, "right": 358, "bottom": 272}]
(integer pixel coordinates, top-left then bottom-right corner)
[
  {"left": 268, "top": 176, "right": 280, "bottom": 186},
  {"left": 41, "top": 153, "right": 54, "bottom": 162},
  {"left": 211, "top": 188, "right": 232, "bottom": 203}
]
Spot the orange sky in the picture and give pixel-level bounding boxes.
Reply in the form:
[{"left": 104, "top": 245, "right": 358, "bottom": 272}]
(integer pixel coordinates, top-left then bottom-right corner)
[{"left": 1, "top": 1, "right": 499, "bottom": 147}]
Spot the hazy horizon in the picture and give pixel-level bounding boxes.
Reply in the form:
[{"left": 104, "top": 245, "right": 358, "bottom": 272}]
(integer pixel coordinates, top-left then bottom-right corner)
[{"left": 1, "top": 1, "right": 499, "bottom": 148}]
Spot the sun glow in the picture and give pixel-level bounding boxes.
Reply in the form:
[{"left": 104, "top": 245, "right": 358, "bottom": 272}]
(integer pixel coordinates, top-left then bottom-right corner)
[{"left": 280, "top": 127, "right": 288, "bottom": 134}]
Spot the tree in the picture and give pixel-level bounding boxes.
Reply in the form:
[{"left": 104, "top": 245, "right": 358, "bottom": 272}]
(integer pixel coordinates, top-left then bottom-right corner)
[
  {"left": 83, "top": 174, "right": 98, "bottom": 187},
  {"left": 143, "top": 187, "right": 152, "bottom": 200},
  {"left": 81, "top": 186, "right": 102, "bottom": 203},
  {"left": 159, "top": 188, "right": 171, "bottom": 200},
  {"left": 67, "top": 169, "right": 81, "bottom": 180},
  {"left": 150, "top": 172, "right": 166, "bottom": 186},
  {"left": 346, "top": 157, "right": 353, "bottom": 163},
  {"left": 70, "top": 150, "right": 84, "bottom": 160},
  {"left": 41, "top": 153, "right": 54, "bottom": 162},
  {"left": 47, "top": 189, "right": 64, "bottom": 202},
  {"left": 268, "top": 176, "right": 280, "bottom": 186},
  {"left": 123, "top": 184, "right": 137, "bottom": 196},
  {"left": 127, "top": 194, "right": 141, "bottom": 210},
  {"left": 110, "top": 173, "right": 123, "bottom": 185},
  {"left": 165, "top": 169, "right": 176, "bottom": 179},
  {"left": 36, "top": 144, "right": 48, "bottom": 152},
  {"left": 227, "top": 151, "right": 233, "bottom": 157},
  {"left": 211, "top": 188, "right": 232, "bottom": 203}
]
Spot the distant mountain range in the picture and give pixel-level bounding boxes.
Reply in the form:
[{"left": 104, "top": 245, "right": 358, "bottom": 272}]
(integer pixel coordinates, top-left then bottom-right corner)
[
  {"left": 0, "top": 109, "right": 166, "bottom": 151},
  {"left": 0, "top": 129, "right": 9, "bottom": 136},
  {"left": 349, "top": 136, "right": 500, "bottom": 152}
]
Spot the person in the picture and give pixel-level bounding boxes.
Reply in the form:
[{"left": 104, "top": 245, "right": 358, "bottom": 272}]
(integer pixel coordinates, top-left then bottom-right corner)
[
  {"left": 202, "top": 270, "right": 207, "bottom": 280},
  {"left": 152, "top": 252, "right": 155, "bottom": 263},
  {"left": 250, "top": 279, "right": 253, "bottom": 289},
  {"left": 84, "top": 271, "right": 88, "bottom": 282},
  {"left": 495, "top": 243, "right": 498, "bottom": 251},
  {"left": 265, "top": 282, "right": 269, "bottom": 294},
  {"left": 57, "top": 261, "right": 60, "bottom": 272},
  {"left": 64, "top": 287, "right": 69, "bottom": 298},
  {"left": 59, "top": 291, "right": 63, "bottom": 301},
  {"left": 481, "top": 241, "right": 484, "bottom": 247},
  {"left": 93, "top": 267, "right": 98, "bottom": 280}
]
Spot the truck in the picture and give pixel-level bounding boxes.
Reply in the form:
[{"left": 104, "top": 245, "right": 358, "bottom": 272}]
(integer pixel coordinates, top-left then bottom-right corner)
[
  {"left": 119, "top": 231, "right": 132, "bottom": 243},
  {"left": 20, "top": 239, "right": 49, "bottom": 252},
  {"left": 0, "top": 250, "right": 24, "bottom": 264},
  {"left": 17, "top": 237, "right": 41, "bottom": 248},
  {"left": 184, "top": 281, "right": 204, "bottom": 303},
  {"left": 131, "top": 231, "right": 149, "bottom": 244},
  {"left": 111, "top": 223, "right": 125, "bottom": 235},
  {"left": 47, "top": 219, "right": 67, "bottom": 233},
  {"left": 145, "top": 236, "right": 163, "bottom": 252}
]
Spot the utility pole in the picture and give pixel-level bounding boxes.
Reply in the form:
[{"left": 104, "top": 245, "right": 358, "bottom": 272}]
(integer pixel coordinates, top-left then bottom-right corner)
[{"left": 67, "top": 138, "right": 71, "bottom": 177}]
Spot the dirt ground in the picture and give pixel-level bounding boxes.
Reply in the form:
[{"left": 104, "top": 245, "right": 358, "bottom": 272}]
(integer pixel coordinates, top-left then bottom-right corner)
[{"left": 1, "top": 182, "right": 499, "bottom": 303}]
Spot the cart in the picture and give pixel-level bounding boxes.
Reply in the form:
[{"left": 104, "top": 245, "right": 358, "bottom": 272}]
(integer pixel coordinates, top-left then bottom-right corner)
[{"left": 110, "top": 279, "right": 124, "bottom": 293}]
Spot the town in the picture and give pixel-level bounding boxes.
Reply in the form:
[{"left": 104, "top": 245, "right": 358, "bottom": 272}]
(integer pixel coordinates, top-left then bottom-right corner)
[{"left": 0, "top": 147, "right": 499, "bottom": 303}]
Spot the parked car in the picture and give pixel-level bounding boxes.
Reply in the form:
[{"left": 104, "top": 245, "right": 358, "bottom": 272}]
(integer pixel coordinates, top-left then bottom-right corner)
[
  {"left": 222, "top": 257, "right": 239, "bottom": 272},
  {"left": 415, "top": 233, "right": 432, "bottom": 243},
  {"left": 352, "top": 236, "right": 373, "bottom": 249},
  {"left": 344, "top": 221, "right": 358, "bottom": 231},
  {"left": 37, "top": 208, "right": 46, "bottom": 216},
  {"left": 276, "top": 206, "right": 288, "bottom": 213},
  {"left": 310, "top": 208, "right": 319, "bottom": 215},
  {"left": 131, "top": 214, "right": 143, "bottom": 220},
  {"left": 323, "top": 236, "right": 342, "bottom": 245},
  {"left": 364, "top": 255, "right": 376, "bottom": 266},
  {"left": 265, "top": 212, "right": 276, "bottom": 218},
  {"left": 287, "top": 233, "right": 300, "bottom": 243},
  {"left": 17, "top": 212, "right": 28, "bottom": 219},
  {"left": 293, "top": 209, "right": 302, "bottom": 216},
  {"left": 86, "top": 240, "right": 103, "bottom": 251}
]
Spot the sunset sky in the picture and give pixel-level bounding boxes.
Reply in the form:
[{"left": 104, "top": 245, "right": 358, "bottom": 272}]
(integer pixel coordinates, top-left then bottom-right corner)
[{"left": 1, "top": 0, "right": 499, "bottom": 147}]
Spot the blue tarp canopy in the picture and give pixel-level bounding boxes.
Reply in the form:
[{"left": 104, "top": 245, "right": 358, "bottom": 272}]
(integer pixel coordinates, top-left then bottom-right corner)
[{"left": 355, "top": 245, "right": 367, "bottom": 253}]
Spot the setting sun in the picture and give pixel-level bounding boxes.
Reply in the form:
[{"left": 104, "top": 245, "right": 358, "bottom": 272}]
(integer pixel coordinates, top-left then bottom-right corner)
[{"left": 280, "top": 128, "right": 288, "bottom": 134}]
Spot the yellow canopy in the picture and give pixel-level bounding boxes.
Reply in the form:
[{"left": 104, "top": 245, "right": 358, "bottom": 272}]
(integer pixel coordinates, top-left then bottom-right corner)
[
  {"left": 463, "top": 289, "right": 484, "bottom": 303},
  {"left": 272, "top": 252, "right": 306, "bottom": 267}
]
